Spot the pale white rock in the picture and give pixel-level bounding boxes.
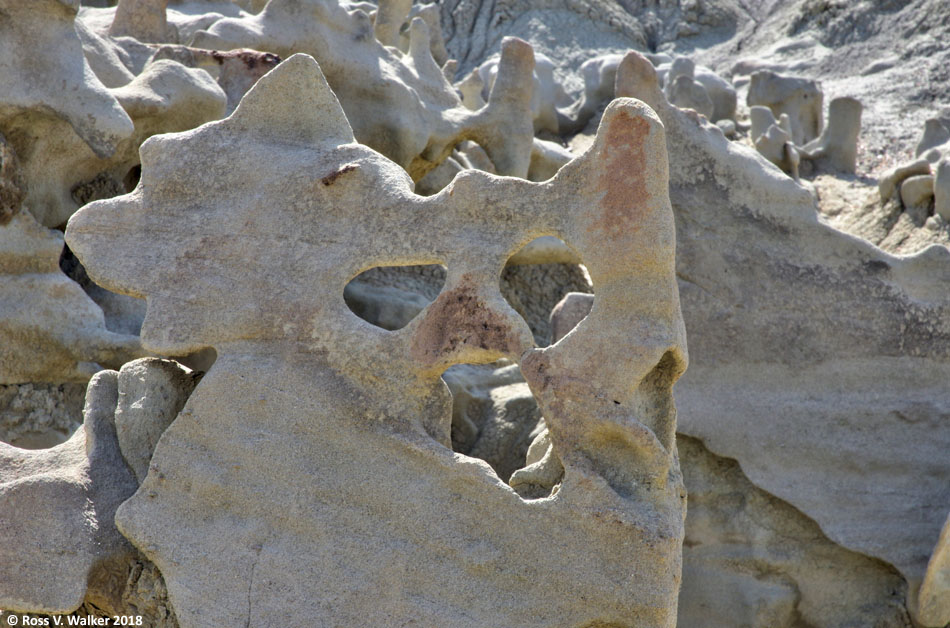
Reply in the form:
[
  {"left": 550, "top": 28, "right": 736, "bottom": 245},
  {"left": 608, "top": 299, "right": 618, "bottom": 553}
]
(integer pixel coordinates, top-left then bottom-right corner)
[
  {"left": 615, "top": 51, "right": 950, "bottom": 621},
  {"left": 528, "top": 137, "right": 574, "bottom": 181},
  {"left": 191, "top": 1, "right": 536, "bottom": 180},
  {"left": 148, "top": 46, "right": 282, "bottom": 113},
  {"left": 799, "top": 96, "right": 862, "bottom": 174},
  {"left": 668, "top": 75, "right": 714, "bottom": 119},
  {"left": 693, "top": 66, "right": 737, "bottom": 123},
  {"left": 900, "top": 174, "right": 935, "bottom": 210},
  {"left": 918, "top": 513, "right": 950, "bottom": 627},
  {"left": 754, "top": 123, "right": 800, "bottom": 179},
  {"left": 916, "top": 117, "right": 950, "bottom": 159},
  {"left": 747, "top": 69, "right": 823, "bottom": 145},
  {"left": 2, "top": 26, "right": 226, "bottom": 228},
  {"left": 0, "top": 371, "right": 138, "bottom": 614},
  {"left": 66, "top": 54, "right": 688, "bottom": 627},
  {"left": 749, "top": 105, "right": 777, "bottom": 142},
  {"left": 934, "top": 159, "right": 950, "bottom": 221},
  {"left": 114, "top": 358, "right": 201, "bottom": 483},
  {"left": 880, "top": 158, "right": 932, "bottom": 202},
  {"left": 0, "top": 0, "right": 134, "bottom": 161},
  {"left": 558, "top": 52, "right": 624, "bottom": 134},
  {"left": 0, "top": 212, "right": 143, "bottom": 384},
  {"left": 476, "top": 52, "right": 570, "bottom": 135},
  {"left": 550, "top": 291, "right": 595, "bottom": 343},
  {"left": 110, "top": 0, "right": 173, "bottom": 43}
]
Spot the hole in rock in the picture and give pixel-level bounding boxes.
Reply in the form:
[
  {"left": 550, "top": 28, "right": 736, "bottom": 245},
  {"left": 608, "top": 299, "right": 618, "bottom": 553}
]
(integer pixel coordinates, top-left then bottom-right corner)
[
  {"left": 123, "top": 164, "right": 142, "bottom": 193},
  {"left": 175, "top": 346, "right": 218, "bottom": 374},
  {"left": 443, "top": 360, "right": 562, "bottom": 500},
  {"left": 441, "top": 237, "right": 593, "bottom": 499},
  {"left": 499, "top": 237, "right": 594, "bottom": 346},
  {"left": 60, "top": 244, "right": 146, "bottom": 336},
  {"left": 443, "top": 361, "right": 542, "bottom": 483},
  {"left": 343, "top": 264, "right": 446, "bottom": 330}
]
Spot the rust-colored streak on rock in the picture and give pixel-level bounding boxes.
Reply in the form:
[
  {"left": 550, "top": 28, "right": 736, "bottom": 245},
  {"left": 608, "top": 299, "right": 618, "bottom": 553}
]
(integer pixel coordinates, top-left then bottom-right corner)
[
  {"left": 321, "top": 163, "right": 358, "bottom": 186},
  {"left": 410, "top": 275, "right": 518, "bottom": 366},
  {"left": 597, "top": 111, "right": 650, "bottom": 237}
]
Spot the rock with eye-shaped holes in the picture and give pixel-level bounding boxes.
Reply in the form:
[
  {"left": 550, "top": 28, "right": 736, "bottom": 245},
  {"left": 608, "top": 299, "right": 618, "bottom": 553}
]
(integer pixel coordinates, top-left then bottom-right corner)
[{"left": 65, "top": 54, "right": 687, "bottom": 628}]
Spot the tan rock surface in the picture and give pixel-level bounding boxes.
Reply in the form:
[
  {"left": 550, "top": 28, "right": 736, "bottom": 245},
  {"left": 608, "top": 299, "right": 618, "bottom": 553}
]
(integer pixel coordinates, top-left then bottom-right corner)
[
  {"left": 1, "top": 1, "right": 227, "bottom": 230},
  {"left": 0, "top": 212, "right": 143, "bottom": 384},
  {"left": 0, "top": 371, "right": 138, "bottom": 613},
  {"left": 678, "top": 435, "right": 911, "bottom": 627},
  {"left": 615, "top": 50, "right": 950, "bottom": 620},
  {"left": 918, "top": 513, "right": 950, "bottom": 627},
  {"left": 114, "top": 358, "right": 201, "bottom": 483},
  {"left": 747, "top": 69, "right": 823, "bottom": 146},
  {"left": 67, "top": 54, "right": 687, "bottom": 627},
  {"left": 191, "top": 0, "right": 535, "bottom": 181}
]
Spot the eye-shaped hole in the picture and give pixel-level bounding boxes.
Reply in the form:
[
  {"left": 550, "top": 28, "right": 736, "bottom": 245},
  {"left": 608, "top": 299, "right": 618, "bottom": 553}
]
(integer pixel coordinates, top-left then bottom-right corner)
[
  {"left": 343, "top": 264, "right": 446, "bottom": 330},
  {"left": 499, "top": 236, "right": 594, "bottom": 346}
]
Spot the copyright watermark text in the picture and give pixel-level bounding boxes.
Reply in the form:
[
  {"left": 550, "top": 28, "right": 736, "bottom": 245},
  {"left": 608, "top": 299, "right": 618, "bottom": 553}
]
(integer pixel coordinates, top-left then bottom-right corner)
[{"left": 6, "top": 615, "right": 143, "bottom": 626}]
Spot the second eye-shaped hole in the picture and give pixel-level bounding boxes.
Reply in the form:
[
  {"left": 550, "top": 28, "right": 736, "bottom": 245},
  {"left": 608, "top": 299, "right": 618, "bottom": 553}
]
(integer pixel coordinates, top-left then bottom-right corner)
[
  {"left": 499, "top": 237, "right": 594, "bottom": 347},
  {"left": 343, "top": 264, "right": 446, "bottom": 330}
]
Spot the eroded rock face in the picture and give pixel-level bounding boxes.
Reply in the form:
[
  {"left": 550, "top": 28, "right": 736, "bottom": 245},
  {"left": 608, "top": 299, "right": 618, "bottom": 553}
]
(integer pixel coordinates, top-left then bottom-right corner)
[
  {"left": 114, "top": 358, "right": 201, "bottom": 483},
  {"left": 919, "top": 513, "right": 950, "bottom": 627},
  {"left": 747, "top": 70, "right": 823, "bottom": 146},
  {"left": 0, "top": 0, "right": 238, "bottom": 389},
  {"left": 191, "top": 0, "right": 536, "bottom": 181},
  {"left": 66, "top": 54, "right": 688, "bottom": 627},
  {"left": 678, "top": 435, "right": 911, "bottom": 628},
  {"left": 0, "top": 357, "right": 199, "bottom": 619},
  {"left": 0, "top": 383, "right": 86, "bottom": 449},
  {"left": 0, "top": 212, "right": 143, "bottom": 384},
  {"left": 615, "top": 51, "right": 950, "bottom": 622},
  {"left": 0, "top": 371, "right": 137, "bottom": 613}
]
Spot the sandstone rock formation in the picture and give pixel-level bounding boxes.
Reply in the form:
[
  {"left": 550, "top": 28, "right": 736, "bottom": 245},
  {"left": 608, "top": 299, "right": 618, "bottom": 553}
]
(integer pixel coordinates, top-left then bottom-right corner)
[
  {"left": 2, "top": 0, "right": 232, "bottom": 231},
  {"left": 191, "top": 0, "right": 536, "bottom": 181},
  {"left": 919, "top": 513, "right": 950, "bottom": 627},
  {"left": 798, "top": 96, "right": 862, "bottom": 174},
  {"left": 0, "top": 211, "right": 142, "bottom": 384},
  {"left": 114, "top": 358, "right": 201, "bottom": 483},
  {"left": 0, "top": 371, "right": 137, "bottom": 613},
  {"left": 1, "top": 357, "right": 197, "bottom": 622},
  {"left": 472, "top": 51, "right": 570, "bottom": 135},
  {"left": 747, "top": 69, "right": 823, "bottom": 146},
  {"left": 615, "top": 50, "right": 950, "bottom": 623},
  {"left": 64, "top": 53, "right": 687, "bottom": 627},
  {"left": 0, "top": 0, "right": 133, "bottom": 227},
  {"left": 2, "top": 0, "right": 949, "bottom": 625}
]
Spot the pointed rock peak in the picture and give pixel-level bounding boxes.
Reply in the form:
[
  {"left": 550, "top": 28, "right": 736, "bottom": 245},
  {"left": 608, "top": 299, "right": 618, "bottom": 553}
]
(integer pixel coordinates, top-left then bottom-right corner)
[
  {"left": 488, "top": 37, "right": 535, "bottom": 107},
  {"left": 227, "top": 53, "right": 355, "bottom": 147},
  {"left": 588, "top": 98, "right": 665, "bottom": 160},
  {"left": 615, "top": 51, "right": 663, "bottom": 111}
]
